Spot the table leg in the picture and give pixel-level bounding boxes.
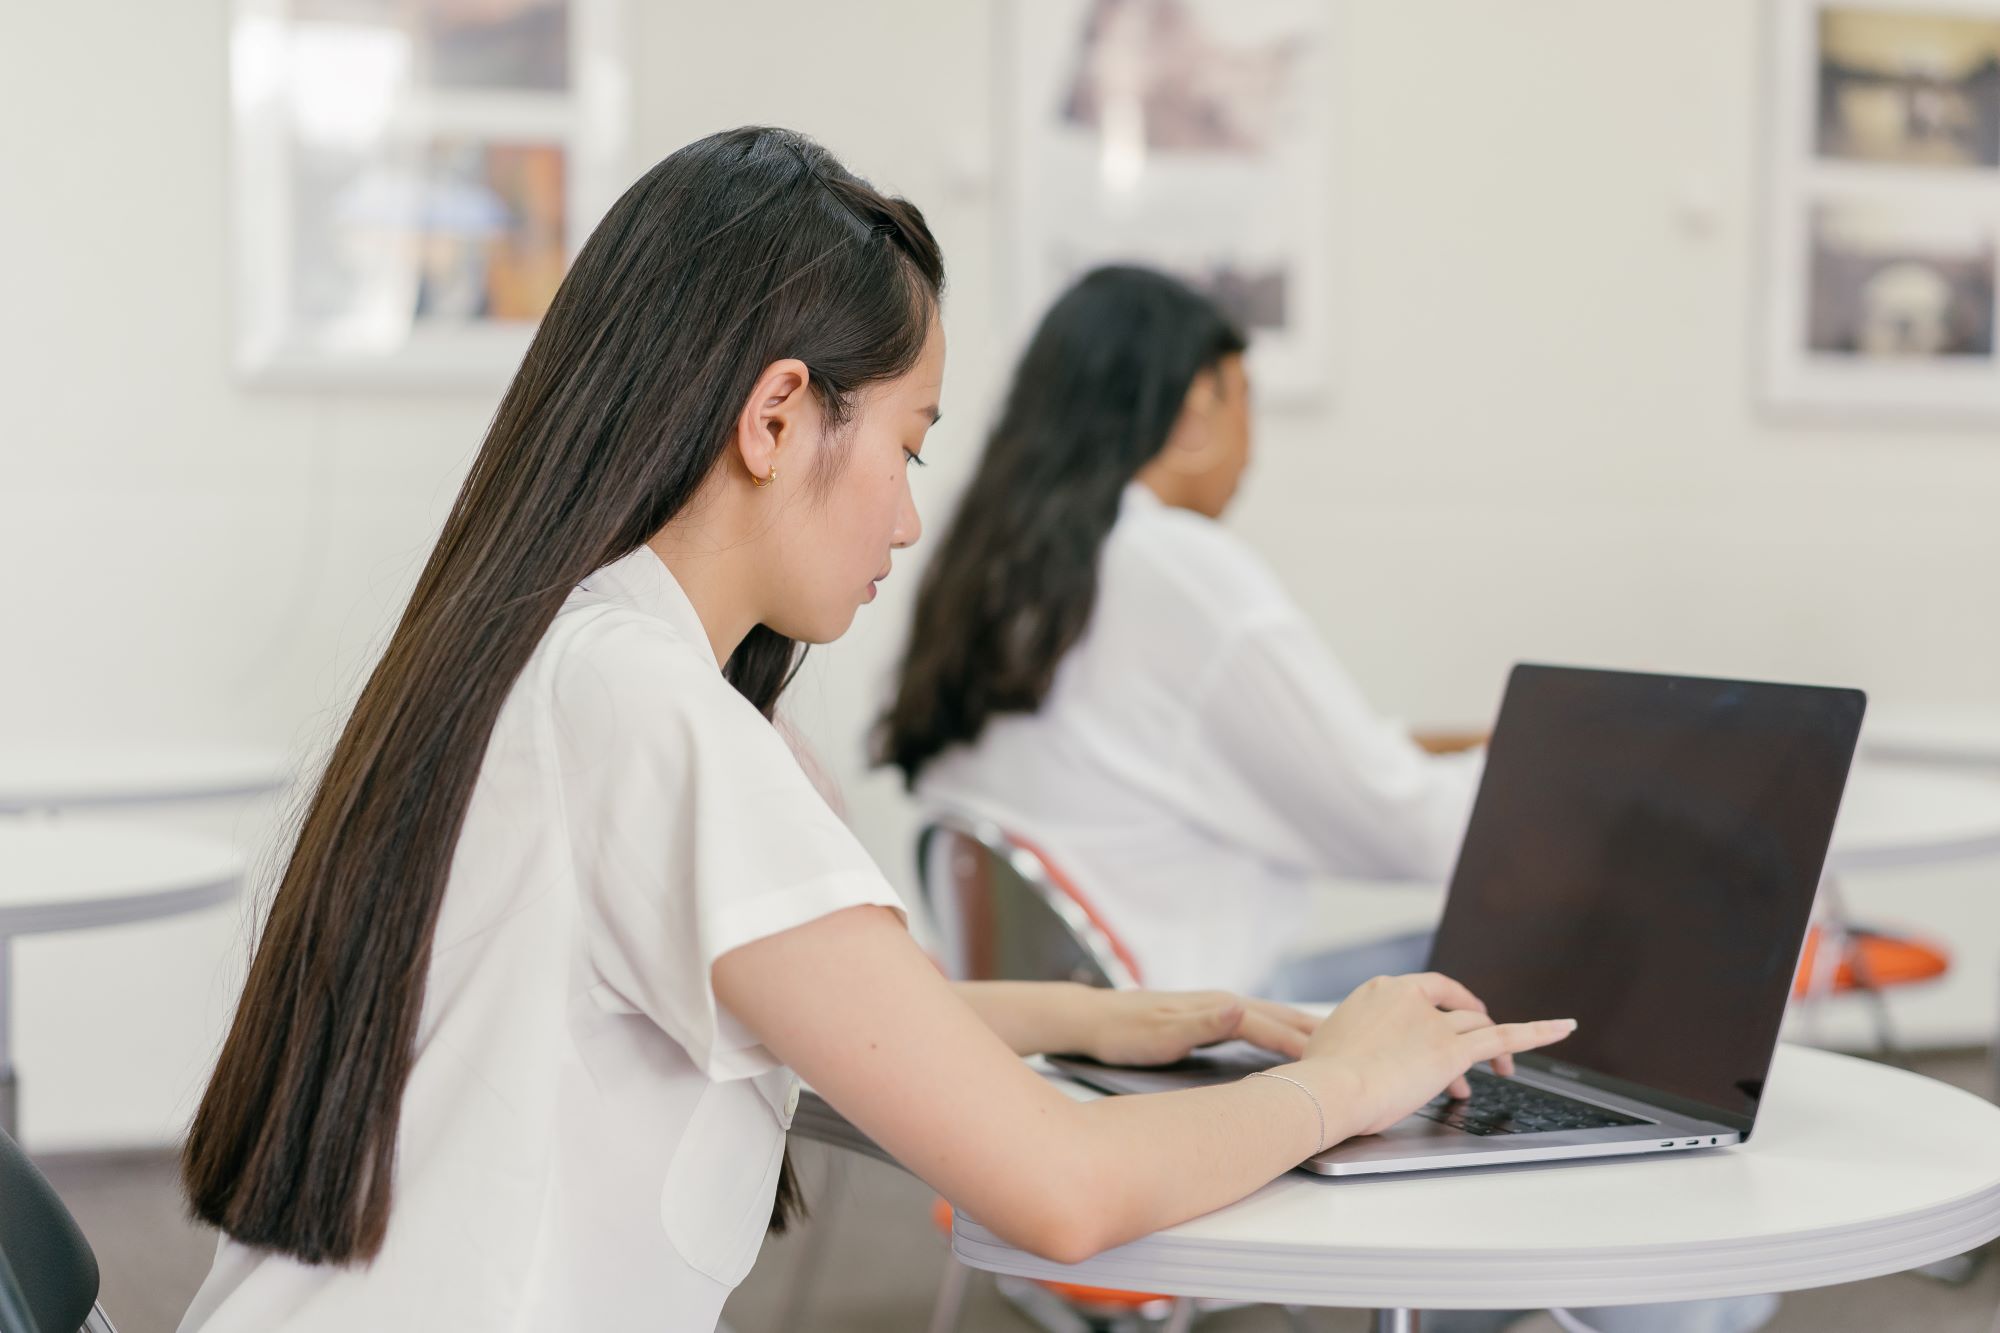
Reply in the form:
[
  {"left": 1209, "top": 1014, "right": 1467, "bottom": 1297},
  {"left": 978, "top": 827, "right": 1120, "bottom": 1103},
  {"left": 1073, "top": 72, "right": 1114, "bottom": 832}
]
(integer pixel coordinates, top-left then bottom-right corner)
[
  {"left": 1373, "top": 1311, "right": 1419, "bottom": 1332},
  {"left": 0, "top": 935, "right": 14, "bottom": 1139}
]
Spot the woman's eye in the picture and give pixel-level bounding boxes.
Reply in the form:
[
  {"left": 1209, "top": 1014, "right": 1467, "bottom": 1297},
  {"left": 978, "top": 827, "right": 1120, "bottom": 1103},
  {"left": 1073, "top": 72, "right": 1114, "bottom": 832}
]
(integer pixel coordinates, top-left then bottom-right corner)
[{"left": 904, "top": 449, "right": 927, "bottom": 468}]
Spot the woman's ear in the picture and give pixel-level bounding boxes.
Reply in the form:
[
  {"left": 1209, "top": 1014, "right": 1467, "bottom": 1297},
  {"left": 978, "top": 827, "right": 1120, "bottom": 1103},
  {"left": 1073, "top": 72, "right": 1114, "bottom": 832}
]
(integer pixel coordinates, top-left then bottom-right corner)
[
  {"left": 734, "top": 358, "right": 813, "bottom": 487},
  {"left": 1181, "top": 367, "right": 1221, "bottom": 422},
  {"left": 1158, "top": 368, "right": 1230, "bottom": 476}
]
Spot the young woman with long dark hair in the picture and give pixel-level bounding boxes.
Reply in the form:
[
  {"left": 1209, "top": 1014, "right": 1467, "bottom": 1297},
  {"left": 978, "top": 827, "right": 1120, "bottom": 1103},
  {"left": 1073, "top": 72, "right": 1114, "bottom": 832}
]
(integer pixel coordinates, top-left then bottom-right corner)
[
  {"left": 879, "top": 265, "right": 1485, "bottom": 999},
  {"left": 178, "top": 130, "right": 1572, "bottom": 1333}
]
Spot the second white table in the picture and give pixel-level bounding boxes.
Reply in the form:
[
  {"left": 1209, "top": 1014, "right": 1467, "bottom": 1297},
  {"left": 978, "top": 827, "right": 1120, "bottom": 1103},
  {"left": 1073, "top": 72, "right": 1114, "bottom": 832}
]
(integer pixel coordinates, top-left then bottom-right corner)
[{"left": 0, "top": 823, "right": 246, "bottom": 1136}]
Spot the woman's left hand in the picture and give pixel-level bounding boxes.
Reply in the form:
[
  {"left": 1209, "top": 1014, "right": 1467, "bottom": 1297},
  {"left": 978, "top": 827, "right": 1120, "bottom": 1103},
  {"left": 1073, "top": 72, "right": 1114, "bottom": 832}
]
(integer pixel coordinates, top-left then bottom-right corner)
[{"left": 1080, "top": 989, "right": 1318, "bottom": 1066}]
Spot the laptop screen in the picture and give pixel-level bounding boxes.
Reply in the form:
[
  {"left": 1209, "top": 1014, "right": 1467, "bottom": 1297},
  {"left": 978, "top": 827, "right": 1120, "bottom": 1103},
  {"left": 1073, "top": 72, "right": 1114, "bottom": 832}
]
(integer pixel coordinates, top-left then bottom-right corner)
[{"left": 1428, "top": 665, "right": 1864, "bottom": 1130}]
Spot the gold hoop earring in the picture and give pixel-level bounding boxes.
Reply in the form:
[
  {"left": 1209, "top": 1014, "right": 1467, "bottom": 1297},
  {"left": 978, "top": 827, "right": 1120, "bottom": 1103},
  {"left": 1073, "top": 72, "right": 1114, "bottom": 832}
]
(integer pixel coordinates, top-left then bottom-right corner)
[{"left": 753, "top": 466, "right": 776, "bottom": 489}]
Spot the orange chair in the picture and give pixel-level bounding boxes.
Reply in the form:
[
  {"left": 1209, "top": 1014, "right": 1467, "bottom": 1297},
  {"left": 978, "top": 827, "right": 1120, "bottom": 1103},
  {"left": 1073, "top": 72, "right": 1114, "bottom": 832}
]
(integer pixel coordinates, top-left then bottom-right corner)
[
  {"left": 1791, "top": 878, "right": 1951, "bottom": 1063},
  {"left": 1792, "top": 923, "right": 1950, "bottom": 997},
  {"left": 916, "top": 812, "right": 1272, "bottom": 1333},
  {"left": 918, "top": 809, "right": 1143, "bottom": 991}
]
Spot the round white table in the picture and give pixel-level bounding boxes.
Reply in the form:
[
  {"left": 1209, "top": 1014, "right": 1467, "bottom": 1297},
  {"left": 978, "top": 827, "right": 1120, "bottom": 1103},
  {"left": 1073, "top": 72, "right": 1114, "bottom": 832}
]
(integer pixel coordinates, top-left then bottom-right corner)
[
  {"left": 1827, "top": 759, "right": 2000, "bottom": 873},
  {"left": 0, "top": 824, "right": 246, "bottom": 1136},
  {"left": 0, "top": 744, "right": 290, "bottom": 813},
  {"left": 1862, "top": 706, "right": 2000, "bottom": 769},
  {"left": 945, "top": 1046, "right": 2000, "bottom": 1326}
]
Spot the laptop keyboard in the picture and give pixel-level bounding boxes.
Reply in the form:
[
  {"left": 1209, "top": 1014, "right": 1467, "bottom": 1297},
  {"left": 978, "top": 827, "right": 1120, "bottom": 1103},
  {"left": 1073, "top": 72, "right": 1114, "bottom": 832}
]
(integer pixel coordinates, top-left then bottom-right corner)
[{"left": 1414, "top": 1068, "right": 1647, "bottom": 1136}]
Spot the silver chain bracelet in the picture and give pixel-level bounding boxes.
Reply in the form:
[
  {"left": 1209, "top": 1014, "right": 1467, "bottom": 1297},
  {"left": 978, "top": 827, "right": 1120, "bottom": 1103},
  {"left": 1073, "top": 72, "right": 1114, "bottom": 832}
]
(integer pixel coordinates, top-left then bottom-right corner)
[{"left": 1248, "top": 1070, "right": 1327, "bottom": 1153}]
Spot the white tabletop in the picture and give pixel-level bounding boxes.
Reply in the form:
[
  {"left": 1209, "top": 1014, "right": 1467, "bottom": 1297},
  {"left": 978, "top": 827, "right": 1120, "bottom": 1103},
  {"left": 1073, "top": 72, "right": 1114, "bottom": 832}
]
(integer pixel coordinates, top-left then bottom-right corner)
[
  {"left": 951, "top": 1046, "right": 2000, "bottom": 1310},
  {"left": 0, "top": 744, "right": 290, "bottom": 813},
  {"left": 1862, "top": 705, "right": 2000, "bottom": 767},
  {"left": 0, "top": 824, "right": 246, "bottom": 935},
  {"left": 1826, "top": 759, "right": 2000, "bottom": 871}
]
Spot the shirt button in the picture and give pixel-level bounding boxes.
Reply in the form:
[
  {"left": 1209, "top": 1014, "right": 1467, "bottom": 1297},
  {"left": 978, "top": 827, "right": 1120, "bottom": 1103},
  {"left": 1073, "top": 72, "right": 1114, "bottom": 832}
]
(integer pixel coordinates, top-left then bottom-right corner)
[{"left": 784, "top": 1081, "right": 801, "bottom": 1119}]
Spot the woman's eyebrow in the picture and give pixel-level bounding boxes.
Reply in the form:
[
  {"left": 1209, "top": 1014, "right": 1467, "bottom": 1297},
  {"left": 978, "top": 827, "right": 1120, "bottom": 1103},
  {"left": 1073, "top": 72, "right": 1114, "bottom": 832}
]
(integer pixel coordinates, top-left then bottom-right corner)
[{"left": 917, "top": 404, "right": 942, "bottom": 425}]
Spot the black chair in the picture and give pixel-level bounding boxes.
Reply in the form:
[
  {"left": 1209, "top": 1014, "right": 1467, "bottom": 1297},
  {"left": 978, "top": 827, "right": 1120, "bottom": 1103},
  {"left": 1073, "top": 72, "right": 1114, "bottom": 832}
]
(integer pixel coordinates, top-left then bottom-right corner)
[{"left": 0, "top": 1126, "right": 113, "bottom": 1333}]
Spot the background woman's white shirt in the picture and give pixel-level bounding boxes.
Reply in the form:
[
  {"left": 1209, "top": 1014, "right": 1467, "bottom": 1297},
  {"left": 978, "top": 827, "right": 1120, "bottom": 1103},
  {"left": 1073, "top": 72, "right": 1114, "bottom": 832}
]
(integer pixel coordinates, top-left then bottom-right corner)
[
  {"left": 179, "top": 547, "right": 905, "bottom": 1333},
  {"left": 919, "top": 482, "right": 1479, "bottom": 994}
]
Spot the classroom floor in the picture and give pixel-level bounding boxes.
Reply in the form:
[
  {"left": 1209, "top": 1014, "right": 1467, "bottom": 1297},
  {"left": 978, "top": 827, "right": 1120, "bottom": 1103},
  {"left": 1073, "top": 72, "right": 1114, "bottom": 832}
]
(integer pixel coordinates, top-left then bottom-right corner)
[{"left": 38, "top": 1049, "right": 2000, "bottom": 1333}]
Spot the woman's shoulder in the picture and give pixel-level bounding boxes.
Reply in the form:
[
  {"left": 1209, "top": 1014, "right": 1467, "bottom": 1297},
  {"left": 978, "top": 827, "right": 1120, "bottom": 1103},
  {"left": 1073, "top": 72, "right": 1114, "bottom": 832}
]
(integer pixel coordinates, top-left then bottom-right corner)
[
  {"left": 551, "top": 588, "right": 716, "bottom": 670},
  {"left": 537, "top": 592, "right": 756, "bottom": 737},
  {"left": 1105, "top": 496, "right": 1299, "bottom": 629}
]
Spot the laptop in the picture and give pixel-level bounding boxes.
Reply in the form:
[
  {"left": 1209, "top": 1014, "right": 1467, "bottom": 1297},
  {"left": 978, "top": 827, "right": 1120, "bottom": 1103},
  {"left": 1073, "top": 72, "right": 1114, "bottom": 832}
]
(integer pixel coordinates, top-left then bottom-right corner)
[{"left": 1050, "top": 664, "right": 1866, "bottom": 1176}]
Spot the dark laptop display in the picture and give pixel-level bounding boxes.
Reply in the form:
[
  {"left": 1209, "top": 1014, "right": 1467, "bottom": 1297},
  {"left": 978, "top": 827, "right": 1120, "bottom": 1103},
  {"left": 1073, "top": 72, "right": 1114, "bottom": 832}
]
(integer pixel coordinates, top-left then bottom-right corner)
[{"left": 1429, "top": 665, "right": 1866, "bottom": 1133}]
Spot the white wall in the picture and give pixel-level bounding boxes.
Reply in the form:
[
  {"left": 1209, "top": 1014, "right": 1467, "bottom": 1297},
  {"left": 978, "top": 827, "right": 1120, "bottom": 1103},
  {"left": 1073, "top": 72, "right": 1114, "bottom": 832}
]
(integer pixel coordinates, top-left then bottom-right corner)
[{"left": 2, "top": 0, "right": 1995, "bottom": 1151}]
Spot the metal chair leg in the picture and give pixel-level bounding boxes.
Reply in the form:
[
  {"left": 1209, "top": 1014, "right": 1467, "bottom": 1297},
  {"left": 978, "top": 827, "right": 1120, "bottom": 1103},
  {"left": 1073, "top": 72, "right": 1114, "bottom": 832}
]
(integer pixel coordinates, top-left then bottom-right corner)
[
  {"left": 82, "top": 1304, "right": 120, "bottom": 1333},
  {"left": 994, "top": 1275, "right": 1093, "bottom": 1332},
  {"left": 1159, "top": 1296, "right": 1197, "bottom": 1333},
  {"left": 1817, "top": 874, "right": 1907, "bottom": 1066},
  {"left": 927, "top": 1254, "right": 973, "bottom": 1333}
]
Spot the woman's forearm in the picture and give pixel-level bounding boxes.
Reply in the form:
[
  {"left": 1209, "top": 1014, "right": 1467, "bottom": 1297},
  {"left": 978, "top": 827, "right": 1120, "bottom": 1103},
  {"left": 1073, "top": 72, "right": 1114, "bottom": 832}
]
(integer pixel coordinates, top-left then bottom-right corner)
[
  {"left": 952, "top": 980, "right": 1097, "bottom": 1056},
  {"left": 947, "top": 982, "right": 1355, "bottom": 1256},
  {"left": 1052, "top": 1062, "right": 1352, "bottom": 1257},
  {"left": 984, "top": 1058, "right": 1352, "bottom": 1263}
]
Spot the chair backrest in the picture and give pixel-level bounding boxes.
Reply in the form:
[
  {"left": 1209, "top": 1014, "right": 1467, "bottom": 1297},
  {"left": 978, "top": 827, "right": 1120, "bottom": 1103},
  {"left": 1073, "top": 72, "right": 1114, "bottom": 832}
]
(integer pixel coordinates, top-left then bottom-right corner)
[
  {"left": 915, "top": 811, "right": 1141, "bottom": 990},
  {"left": 0, "top": 1126, "right": 100, "bottom": 1333}
]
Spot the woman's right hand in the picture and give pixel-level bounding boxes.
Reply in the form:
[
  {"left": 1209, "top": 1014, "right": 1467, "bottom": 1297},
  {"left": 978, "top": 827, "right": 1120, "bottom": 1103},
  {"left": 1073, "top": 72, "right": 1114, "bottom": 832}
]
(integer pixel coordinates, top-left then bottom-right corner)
[{"left": 1294, "top": 972, "right": 1577, "bottom": 1140}]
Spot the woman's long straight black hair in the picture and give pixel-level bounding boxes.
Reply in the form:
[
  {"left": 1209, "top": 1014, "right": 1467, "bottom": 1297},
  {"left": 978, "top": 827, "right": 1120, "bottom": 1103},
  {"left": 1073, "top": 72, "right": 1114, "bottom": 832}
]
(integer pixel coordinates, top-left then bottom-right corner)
[
  {"left": 877, "top": 265, "right": 1242, "bottom": 785},
  {"left": 183, "top": 127, "right": 943, "bottom": 1265}
]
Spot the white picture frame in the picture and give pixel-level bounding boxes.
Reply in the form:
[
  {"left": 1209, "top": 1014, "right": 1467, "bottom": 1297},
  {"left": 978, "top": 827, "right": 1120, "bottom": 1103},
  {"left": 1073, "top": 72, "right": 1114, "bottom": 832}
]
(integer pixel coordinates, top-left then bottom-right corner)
[
  {"left": 1763, "top": 0, "right": 2000, "bottom": 421},
  {"left": 1000, "top": 0, "right": 1338, "bottom": 406},
  {"left": 230, "top": 0, "right": 629, "bottom": 387}
]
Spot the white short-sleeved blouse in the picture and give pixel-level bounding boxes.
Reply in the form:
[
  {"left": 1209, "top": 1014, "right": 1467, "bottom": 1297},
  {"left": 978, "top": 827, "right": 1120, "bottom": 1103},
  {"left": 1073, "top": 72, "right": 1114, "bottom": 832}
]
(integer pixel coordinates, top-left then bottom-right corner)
[{"left": 180, "top": 546, "right": 906, "bottom": 1333}]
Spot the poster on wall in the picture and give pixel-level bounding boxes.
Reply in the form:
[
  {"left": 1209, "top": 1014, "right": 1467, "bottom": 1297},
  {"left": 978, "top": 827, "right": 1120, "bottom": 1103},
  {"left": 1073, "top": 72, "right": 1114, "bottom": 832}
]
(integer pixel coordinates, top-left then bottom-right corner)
[
  {"left": 1764, "top": 0, "right": 2000, "bottom": 419},
  {"left": 1003, "top": 0, "right": 1337, "bottom": 404},
  {"left": 231, "top": 0, "right": 628, "bottom": 386}
]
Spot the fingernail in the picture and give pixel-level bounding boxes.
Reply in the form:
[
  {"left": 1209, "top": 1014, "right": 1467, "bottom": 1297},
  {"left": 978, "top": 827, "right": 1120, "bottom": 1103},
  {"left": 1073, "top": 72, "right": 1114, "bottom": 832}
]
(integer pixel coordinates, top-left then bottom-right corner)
[{"left": 1557, "top": 1019, "right": 1578, "bottom": 1032}]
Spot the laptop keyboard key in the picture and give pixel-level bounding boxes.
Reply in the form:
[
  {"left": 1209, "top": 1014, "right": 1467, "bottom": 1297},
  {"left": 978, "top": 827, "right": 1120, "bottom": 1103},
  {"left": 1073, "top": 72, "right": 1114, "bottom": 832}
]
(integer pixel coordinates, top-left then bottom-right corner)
[{"left": 1414, "top": 1068, "right": 1648, "bottom": 1137}]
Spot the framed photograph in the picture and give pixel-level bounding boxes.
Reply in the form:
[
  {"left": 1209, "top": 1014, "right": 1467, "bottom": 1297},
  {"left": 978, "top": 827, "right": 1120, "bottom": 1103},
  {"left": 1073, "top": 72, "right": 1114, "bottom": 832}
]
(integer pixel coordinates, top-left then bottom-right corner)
[
  {"left": 1763, "top": 1, "right": 2000, "bottom": 419},
  {"left": 231, "top": 0, "right": 629, "bottom": 386},
  {"left": 1001, "top": 0, "right": 1337, "bottom": 405}
]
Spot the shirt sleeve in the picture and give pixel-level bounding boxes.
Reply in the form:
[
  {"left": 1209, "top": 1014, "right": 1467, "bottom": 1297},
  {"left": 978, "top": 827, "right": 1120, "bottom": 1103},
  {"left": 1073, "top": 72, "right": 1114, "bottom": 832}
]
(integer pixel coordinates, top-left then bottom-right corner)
[
  {"left": 549, "top": 615, "right": 906, "bottom": 1080},
  {"left": 1188, "top": 613, "right": 1484, "bottom": 883}
]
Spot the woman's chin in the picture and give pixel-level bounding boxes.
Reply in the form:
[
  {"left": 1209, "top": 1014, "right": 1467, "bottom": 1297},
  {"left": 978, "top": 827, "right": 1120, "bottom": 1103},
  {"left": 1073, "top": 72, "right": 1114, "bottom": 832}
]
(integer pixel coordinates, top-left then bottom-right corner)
[{"left": 770, "top": 605, "right": 860, "bottom": 647}]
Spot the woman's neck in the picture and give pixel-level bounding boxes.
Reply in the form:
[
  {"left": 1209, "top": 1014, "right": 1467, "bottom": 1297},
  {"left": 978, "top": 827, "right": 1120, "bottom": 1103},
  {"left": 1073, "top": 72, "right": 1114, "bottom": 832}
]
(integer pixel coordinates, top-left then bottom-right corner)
[{"left": 646, "top": 516, "right": 763, "bottom": 668}]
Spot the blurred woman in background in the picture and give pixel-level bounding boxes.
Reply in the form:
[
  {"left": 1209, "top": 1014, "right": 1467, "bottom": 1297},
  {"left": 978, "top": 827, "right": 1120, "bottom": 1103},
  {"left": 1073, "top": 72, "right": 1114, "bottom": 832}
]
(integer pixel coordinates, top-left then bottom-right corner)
[{"left": 881, "top": 264, "right": 1483, "bottom": 1001}]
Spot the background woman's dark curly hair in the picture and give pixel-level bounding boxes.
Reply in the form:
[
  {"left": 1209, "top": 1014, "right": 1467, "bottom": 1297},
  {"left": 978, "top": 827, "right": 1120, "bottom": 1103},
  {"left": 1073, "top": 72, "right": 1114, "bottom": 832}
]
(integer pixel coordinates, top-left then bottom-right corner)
[{"left": 877, "top": 265, "right": 1244, "bottom": 785}]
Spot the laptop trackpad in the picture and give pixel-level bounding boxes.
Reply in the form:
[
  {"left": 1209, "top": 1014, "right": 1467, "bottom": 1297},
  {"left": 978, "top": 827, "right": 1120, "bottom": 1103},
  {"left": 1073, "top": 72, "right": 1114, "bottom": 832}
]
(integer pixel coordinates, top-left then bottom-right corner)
[{"left": 1369, "top": 1114, "right": 1476, "bottom": 1142}]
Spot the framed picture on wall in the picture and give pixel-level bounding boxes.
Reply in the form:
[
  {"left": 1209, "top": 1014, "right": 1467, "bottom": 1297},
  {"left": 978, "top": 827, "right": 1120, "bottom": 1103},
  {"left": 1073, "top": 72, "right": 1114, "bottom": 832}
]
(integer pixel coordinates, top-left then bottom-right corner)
[
  {"left": 230, "top": 0, "right": 629, "bottom": 386},
  {"left": 1001, "top": 0, "right": 1337, "bottom": 405},
  {"left": 1763, "top": 0, "right": 2000, "bottom": 419}
]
